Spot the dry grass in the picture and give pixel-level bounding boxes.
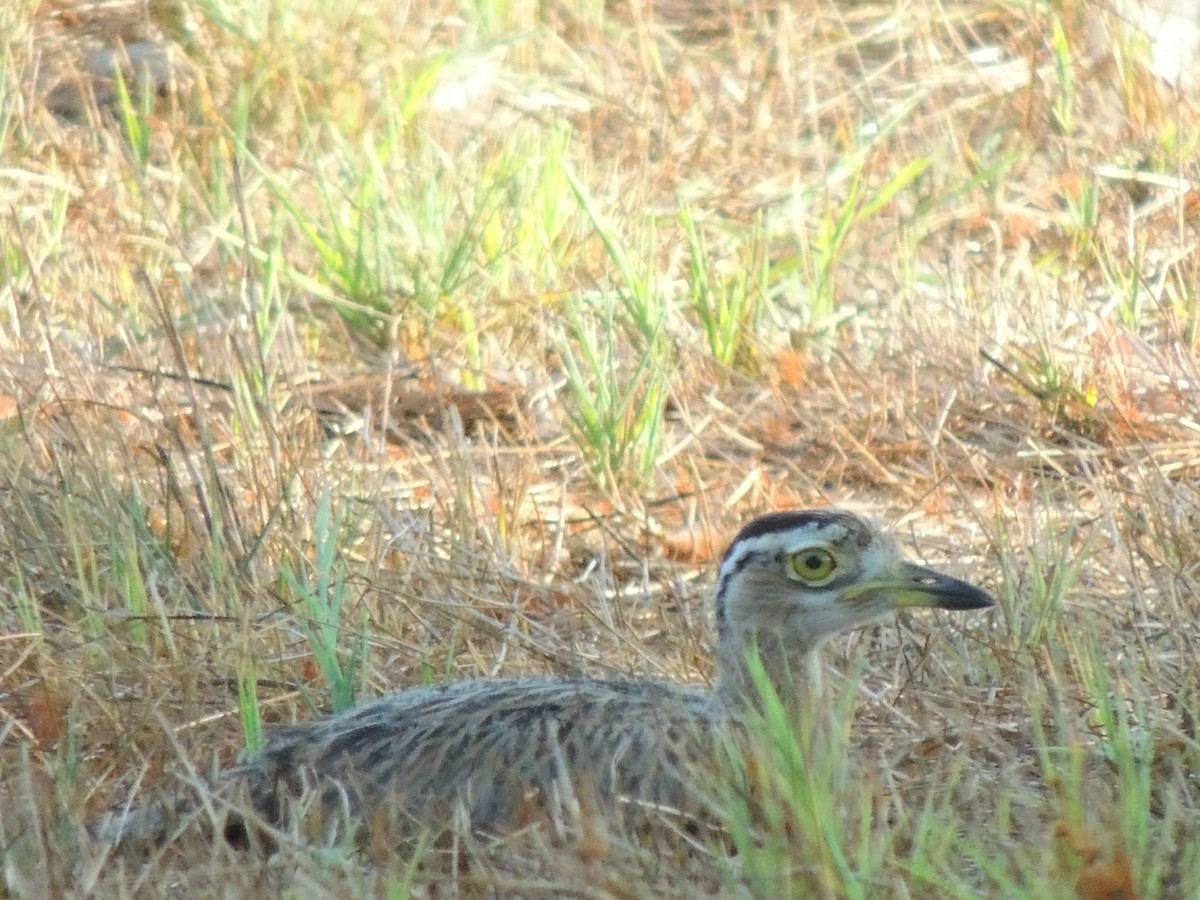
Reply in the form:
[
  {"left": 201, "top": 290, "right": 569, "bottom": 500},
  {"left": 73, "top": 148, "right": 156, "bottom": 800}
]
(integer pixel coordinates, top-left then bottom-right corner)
[{"left": 1, "top": 0, "right": 1198, "bottom": 895}]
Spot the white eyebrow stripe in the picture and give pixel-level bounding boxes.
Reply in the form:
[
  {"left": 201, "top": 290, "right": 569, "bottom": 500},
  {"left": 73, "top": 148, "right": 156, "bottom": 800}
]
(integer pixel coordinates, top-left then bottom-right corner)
[{"left": 717, "top": 525, "right": 850, "bottom": 579}]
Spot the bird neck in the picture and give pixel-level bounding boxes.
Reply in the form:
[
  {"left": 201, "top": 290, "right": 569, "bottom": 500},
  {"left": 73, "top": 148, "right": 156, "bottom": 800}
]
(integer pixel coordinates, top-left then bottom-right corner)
[{"left": 713, "top": 630, "right": 825, "bottom": 720}]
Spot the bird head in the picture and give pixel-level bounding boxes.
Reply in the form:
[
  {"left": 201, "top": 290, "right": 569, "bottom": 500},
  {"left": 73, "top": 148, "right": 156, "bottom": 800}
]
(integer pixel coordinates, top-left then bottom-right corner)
[{"left": 712, "top": 509, "right": 992, "bottom": 696}]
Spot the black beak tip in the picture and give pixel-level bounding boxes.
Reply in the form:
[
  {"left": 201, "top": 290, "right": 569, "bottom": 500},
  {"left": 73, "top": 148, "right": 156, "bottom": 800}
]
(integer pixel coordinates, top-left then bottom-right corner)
[
  {"left": 940, "top": 589, "right": 995, "bottom": 611},
  {"left": 934, "top": 577, "right": 996, "bottom": 611},
  {"left": 910, "top": 567, "right": 996, "bottom": 611}
]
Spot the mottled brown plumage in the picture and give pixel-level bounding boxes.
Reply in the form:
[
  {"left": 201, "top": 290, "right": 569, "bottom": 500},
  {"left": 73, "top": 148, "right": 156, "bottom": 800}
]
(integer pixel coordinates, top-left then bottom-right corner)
[{"left": 95, "top": 509, "right": 992, "bottom": 848}]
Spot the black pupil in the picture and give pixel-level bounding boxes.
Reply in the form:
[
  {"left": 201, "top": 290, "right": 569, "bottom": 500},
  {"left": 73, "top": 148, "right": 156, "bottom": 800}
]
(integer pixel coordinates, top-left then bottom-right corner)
[{"left": 804, "top": 554, "right": 824, "bottom": 570}]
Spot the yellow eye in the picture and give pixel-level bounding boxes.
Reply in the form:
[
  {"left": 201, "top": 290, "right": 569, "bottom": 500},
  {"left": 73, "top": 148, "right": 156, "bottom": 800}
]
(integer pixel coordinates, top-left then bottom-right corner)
[{"left": 789, "top": 548, "right": 837, "bottom": 583}]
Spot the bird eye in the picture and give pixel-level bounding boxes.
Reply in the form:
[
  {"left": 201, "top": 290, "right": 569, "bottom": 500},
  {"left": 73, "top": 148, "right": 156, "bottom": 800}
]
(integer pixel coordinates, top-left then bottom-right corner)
[{"left": 789, "top": 548, "right": 837, "bottom": 583}]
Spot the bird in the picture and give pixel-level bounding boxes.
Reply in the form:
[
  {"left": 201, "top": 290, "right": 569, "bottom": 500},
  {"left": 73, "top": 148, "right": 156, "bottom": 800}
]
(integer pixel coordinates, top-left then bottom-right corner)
[{"left": 93, "top": 508, "right": 993, "bottom": 850}]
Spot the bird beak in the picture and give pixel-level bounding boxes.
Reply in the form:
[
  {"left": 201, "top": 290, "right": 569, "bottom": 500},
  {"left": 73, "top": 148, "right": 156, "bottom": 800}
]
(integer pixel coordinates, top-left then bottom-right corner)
[
  {"left": 890, "top": 561, "right": 994, "bottom": 610},
  {"left": 845, "top": 561, "right": 994, "bottom": 611}
]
